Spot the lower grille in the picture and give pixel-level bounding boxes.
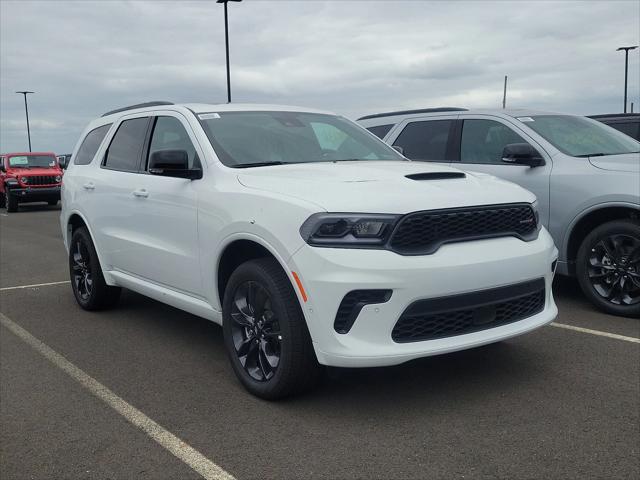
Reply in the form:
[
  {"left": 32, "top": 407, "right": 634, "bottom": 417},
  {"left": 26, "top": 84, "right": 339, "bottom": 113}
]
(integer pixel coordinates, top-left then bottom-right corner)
[
  {"left": 24, "top": 175, "right": 58, "bottom": 186},
  {"left": 392, "top": 279, "right": 545, "bottom": 343}
]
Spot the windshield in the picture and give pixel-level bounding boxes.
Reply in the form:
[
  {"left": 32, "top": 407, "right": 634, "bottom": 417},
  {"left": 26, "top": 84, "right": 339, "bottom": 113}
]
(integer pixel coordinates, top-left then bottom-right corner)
[
  {"left": 8, "top": 155, "right": 57, "bottom": 168},
  {"left": 199, "top": 111, "right": 404, "bottom": 167},
  {"left": 522, "top": 115, "right": 640, "bottom": 157}
]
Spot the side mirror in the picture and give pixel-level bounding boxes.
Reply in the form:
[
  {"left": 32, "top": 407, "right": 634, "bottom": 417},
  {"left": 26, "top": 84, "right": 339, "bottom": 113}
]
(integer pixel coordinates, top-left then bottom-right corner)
[
  {"left": 502, "top": 143, "right": 545, "bottom": 168},
  {"left": 148, "top": 150, "right": 202, "bottom": 180},
  {"left": 392, "top": 145, "right": 404, "bottom": 155}
]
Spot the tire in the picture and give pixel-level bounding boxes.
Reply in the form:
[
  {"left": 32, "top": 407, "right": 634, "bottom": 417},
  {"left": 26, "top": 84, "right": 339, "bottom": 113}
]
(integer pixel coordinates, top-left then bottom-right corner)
[
  {"left": 0, "top": 190, "right": 5, "bottom": 208},
  {"left": 576, "top": 219, "right": 640, "bottom": 318},
  {"left": 5, "top": 190, "right": 18, "bottom": 212},
  {"left": 48, "top": 199, "right": 58, "bottom": 206},
  {"left": 69, "top": 226, "right": 121, "bottom": 310},
  {"left": 222, "top": 257, "right": 323, "bottom": 399}
]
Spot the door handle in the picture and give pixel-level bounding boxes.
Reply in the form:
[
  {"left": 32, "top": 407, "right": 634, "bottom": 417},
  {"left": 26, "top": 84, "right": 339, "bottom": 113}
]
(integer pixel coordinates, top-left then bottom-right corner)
[
  {"left": 83, "top": 182, "right": 95, "bottom": 190},
  {"left": 132, "top": 189, "right": 149, "bottom": 198}
]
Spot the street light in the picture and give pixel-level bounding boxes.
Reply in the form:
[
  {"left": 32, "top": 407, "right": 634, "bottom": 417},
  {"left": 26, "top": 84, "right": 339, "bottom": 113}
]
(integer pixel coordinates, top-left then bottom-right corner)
[
  {"left": 616, "top": 45, "right": 638, "bottom": 113},
  {"left": 15, "top": 91, "right": 34, "bottom": 152},
  {"left": 217, "top": 0, "right": 242, "bottom": 103}
]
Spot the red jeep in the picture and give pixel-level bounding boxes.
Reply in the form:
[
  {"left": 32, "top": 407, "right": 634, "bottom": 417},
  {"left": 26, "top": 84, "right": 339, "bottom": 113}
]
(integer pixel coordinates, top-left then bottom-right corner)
[{"left": 0, "top": 152, "right": 63, "bottom": 212}]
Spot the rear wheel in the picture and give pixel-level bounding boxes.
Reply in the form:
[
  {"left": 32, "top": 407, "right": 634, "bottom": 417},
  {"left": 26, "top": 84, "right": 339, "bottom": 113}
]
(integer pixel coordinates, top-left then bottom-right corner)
[
  {"left": 222, "top": 258, "right": 322, "bottom": 399},
  {"left": 69, "top": 227, "right": 121, "bottom": 310},
  {"left": 576, "top": 220, "right": 640, "bottom": 317}
]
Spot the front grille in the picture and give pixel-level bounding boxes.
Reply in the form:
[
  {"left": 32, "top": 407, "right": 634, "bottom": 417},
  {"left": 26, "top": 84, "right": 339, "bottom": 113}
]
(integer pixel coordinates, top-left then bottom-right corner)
[
  {"left": 392, "top": 278, "right": 545, "bottom": 343},
  {"left": 24, "top": 175, "right": 58, "bottom": 186},
  {"left": 389, "top": 203, "right": 537, "bottom": 255},
  {"left": 334, "top": 290, "right": 392, "bottom": 334}
]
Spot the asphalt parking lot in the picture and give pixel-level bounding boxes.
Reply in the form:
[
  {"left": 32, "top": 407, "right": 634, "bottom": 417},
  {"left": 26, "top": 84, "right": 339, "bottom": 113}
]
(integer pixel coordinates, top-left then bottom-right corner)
[{"left": 1, "top": 206, "right": 638, "bottom": 480}]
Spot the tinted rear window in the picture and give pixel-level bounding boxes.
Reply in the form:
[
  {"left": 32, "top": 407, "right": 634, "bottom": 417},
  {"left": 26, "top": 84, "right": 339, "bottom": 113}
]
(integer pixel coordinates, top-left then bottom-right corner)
[
  {"left": 366, "top": 124, "right": 394, "bottom": 139},
  {"left": 393, "top": 120, "right": 453, "bottom": 161},
  {"left": 75, "top": 124, "right": 112, "bottom": 165},
  {"left": 104, "top": 118, "right": 149, "bottom": 171}
]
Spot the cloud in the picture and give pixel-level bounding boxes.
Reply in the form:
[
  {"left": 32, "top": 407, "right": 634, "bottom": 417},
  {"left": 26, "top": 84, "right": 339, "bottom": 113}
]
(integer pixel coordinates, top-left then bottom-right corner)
[{"left": 1, "top": 0, "right": 638, "bottom": 153}]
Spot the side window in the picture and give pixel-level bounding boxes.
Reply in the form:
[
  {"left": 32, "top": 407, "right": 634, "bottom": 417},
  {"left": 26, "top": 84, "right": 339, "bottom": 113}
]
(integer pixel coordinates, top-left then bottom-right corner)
[
  {"left": 392, "top": 120, "right": 453, "bottom": 161},
  {"left": 608, "top": 122, "right": 640, "bottom": 140},
  {"left": 148, "top": 116, "right": 200, "bottom": 169},
  {"left": 460, "top": 119, "right": 527, "bottom": 164},
  {"left": 74, "top": 124, "right": 112, "bottom": 165},
  {"left": 104, "top": 118, "right": 149, "bottom": 171},
  {"left": 367, "top": 124, "right": 394, "bottom": 139}
]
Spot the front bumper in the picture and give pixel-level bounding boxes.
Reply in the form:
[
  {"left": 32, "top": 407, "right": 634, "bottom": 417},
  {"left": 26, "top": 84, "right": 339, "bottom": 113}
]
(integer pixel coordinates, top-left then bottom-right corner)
[
  {"left": 288, "top": 228, "right": 558, "bottom": 367},
  {"left": 8, "top": 186, "right": 61, "bottom": 201}
]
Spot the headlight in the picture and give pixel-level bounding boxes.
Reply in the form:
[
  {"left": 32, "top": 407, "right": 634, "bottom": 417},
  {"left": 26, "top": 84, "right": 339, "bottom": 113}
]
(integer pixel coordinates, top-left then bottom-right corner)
[
  {"left": 21, "top": 177, "right": 28, "bottom": 184},
  {"left": 55, "top": 175, "right": 62, "bottom": 183},
  {"left": 300, "top": 213, "right": 400, "bottom": 247}
]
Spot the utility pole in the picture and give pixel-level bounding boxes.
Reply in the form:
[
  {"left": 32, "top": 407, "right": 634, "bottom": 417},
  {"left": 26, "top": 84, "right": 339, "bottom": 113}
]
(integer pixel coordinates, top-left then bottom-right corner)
[
  {"left": 616, "top": 46, "right": 638, "bottom": 113},
  {"left": 217, "top": 0, "right": 242, "bottom": 103},
  {"left": 15, "top": 91, "right": 34, "bottom": 152},
  {"left": 502, "top": 75, "right": 508, "bottom": 109}
]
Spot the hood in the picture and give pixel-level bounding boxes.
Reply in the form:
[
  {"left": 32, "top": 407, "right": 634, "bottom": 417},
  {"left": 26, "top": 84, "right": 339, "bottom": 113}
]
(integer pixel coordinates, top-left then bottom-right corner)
[
  {"left": 8, "top": 166, "right": 62, "bottom": 176},
  {"left": 236, "top": 161, "right": 535, "bottom": 213},
  {"left": 588, "top": 153, "right": 640, "bottom": 173}
]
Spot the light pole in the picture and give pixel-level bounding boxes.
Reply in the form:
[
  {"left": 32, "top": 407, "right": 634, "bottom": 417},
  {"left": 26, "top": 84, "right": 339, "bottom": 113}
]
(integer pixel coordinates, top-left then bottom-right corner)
[
  {"left": 16, "top": 91, "right": 34, "bottom": 152},
  {"left": 616, "top": 46, "right": 638, "bottom": 113},
  {"left": 217, "top": 0, "right": 242, "bottom": 103}
]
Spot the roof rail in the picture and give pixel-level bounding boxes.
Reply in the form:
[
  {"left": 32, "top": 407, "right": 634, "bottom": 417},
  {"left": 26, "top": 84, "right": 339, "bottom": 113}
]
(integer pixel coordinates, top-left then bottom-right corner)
[
  {"left": 357, "top": 107, "right": 468, "bottom": 121},
  {"left": 101, "top": 101, "right": 174, "bottom": 117}
]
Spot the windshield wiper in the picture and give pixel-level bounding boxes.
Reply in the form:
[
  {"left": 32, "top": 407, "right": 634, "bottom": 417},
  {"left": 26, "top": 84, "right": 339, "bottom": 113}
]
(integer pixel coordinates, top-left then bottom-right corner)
[
  {"left": 575, "top": 153, "right": 606, "bottom": 157},
  {"left": 232, "top": 161, "right": 286, "bottom": 168}
]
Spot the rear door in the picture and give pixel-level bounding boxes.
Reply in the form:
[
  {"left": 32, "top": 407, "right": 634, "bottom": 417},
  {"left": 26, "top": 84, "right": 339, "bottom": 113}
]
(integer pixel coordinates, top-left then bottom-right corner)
[
  {"left": 452, "top": 116, "right": 552, "bottom": 227},
  {"left": 385, "top": 116, "right": 458, "bottom": 166}
]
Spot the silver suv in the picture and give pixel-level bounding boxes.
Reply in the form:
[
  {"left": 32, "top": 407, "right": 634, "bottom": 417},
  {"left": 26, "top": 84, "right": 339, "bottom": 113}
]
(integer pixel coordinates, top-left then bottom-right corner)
[{"left": 359, "top": 108, "right": 640, "bottom": 317}]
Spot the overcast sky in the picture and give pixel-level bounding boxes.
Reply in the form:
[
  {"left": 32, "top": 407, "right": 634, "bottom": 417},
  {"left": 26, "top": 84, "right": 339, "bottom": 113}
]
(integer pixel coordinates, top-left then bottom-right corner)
[{"left": 1, "top": 0, "right": 639, "bottom": 153}]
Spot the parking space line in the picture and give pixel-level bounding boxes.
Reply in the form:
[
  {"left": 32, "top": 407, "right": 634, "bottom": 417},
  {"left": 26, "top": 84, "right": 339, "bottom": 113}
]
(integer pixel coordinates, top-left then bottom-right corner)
[
  {"left": 551, "top": 322, "right": 640, "bottom": 344},
  {"left": 0, "top": 313, "right": 236, "bottom": 480},
  {"left": 0, "top": 280, "right": 70, "bottom": 292}
]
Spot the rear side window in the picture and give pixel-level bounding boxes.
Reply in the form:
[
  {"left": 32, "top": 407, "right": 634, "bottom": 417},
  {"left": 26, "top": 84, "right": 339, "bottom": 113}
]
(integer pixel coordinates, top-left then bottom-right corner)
[
  {"left": 104, "top": 118, "right": 149, "bottom": 172},
  {"left": 392, "top": 120, "right": 453, "bottom": 161},
  {"left": 366, "top": 124, "right": 394, "bottom": 139},
  {"left": 74, "top": 124, "right": 112, "bottom": 165}
]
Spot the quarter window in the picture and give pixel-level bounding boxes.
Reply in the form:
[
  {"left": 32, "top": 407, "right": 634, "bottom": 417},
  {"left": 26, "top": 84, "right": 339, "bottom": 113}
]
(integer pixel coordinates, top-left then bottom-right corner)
[
  {"left": 104, "top": 118, "right": 149, "bottom": 171},
  {"left": 148, "top": 116, "right": 200, "bottom": 169},
  {"left": 460, "top": 119, "right": 527, "bottom": 164},
  {"left": 393, "top": 120, "right": 453, "bottom": 161},
  {"left": 74, "top": 124, "right": 112, "bottom": 165}
]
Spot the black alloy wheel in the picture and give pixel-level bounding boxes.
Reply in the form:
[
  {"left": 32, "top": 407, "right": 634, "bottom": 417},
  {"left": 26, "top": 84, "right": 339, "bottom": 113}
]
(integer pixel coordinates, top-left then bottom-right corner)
[
  {"left": 587, "top": 234, "right": 640, "bottom": 306},
  {"left": 68, "top": 226, "right": 121, "bottom": 310},
  {"left": 222, "top": 257, "right": 322, "bottom": 399},
  {"left": 577, "top": 220, "right": 640, "bottom": 317},
  {"left": 72, "top": 239, "right": 94, "bottom": 302},
  {"left": 230, "top": 281, "right": 282, "bottom": 381}
]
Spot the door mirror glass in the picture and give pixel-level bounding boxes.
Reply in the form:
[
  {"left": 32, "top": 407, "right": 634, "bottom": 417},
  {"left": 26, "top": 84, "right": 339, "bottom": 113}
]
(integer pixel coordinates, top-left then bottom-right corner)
[
  {"left": 501, "top": 143, "right": 545, "bottom": 167},
  {"left": 148, "top": 150, "right": 202, "bottom": 179}
]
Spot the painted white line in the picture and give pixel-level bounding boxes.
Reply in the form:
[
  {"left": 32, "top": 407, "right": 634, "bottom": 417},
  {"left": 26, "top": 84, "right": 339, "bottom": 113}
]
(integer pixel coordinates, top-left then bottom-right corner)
[
  {"left": 0, "top": 280, "right": 70, "bottom": 292},
  {"left": 0, "top": 313, "right": 236, "bottom": 480},
  {"left": 551, "top": 322, "right": 640, "bottom": 344}
]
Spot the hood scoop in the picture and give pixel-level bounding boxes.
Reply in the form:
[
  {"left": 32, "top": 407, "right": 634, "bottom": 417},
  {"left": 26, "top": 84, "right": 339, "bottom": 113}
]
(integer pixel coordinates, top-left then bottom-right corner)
[{"left": 406, "top": 172, "right": 466, "bottom": 181}]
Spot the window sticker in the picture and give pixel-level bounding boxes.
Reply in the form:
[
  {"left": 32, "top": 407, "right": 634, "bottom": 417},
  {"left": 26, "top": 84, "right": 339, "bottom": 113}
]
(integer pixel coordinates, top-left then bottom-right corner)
[
  {"left": 199, "top": 113, "right": 221, "bottom": 120},
  {"left": 10, "top": 156, "right": 28, "bottom": 165},
  {"left": 517, "top": 117, "right": 535, "bottom": 122}
]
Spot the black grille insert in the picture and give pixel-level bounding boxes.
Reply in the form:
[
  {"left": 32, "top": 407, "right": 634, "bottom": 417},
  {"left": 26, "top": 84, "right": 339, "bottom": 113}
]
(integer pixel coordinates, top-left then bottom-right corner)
[
  {"left": 392, "top": 278, "right": 545, "bottom": 343},
  {"left": 334, "top": 290, "right": 392, "bottom": 334},
  {"left": 389, "top": 203, "right": 538, "bottom": 255},
  {"left": 24, "top": 175, "right": 58, "bottom": 186}
]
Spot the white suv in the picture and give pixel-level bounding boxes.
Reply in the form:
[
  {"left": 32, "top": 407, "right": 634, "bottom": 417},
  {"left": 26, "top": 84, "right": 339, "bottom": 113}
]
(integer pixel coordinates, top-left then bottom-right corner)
[{"left": 61, "top": 102, "right": 558, "bottom": 399}]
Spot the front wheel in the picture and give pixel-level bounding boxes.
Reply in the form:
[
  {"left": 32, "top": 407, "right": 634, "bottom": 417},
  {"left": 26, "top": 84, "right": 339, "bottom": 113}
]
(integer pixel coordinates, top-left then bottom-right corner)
[
  {"left": 222, "top": 258, "right": 322, "bottom": 399},
  {"left": 5, "top": 190, "right": 18, "bottom": 212},
  {"left": 69, "top": 227, "right": 121, "bottom": 310},
  {"left": 48, "top": 199, "right": 58, "bottom": 206},
  {"left": 576, "top": 220, "right": 640, "bottom": 317}
]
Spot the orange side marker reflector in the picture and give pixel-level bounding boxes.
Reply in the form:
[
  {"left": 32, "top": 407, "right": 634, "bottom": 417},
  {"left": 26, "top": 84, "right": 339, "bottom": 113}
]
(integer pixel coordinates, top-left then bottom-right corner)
[{"left": 291, "top": 271, "right": 308, "bottom": 303}]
